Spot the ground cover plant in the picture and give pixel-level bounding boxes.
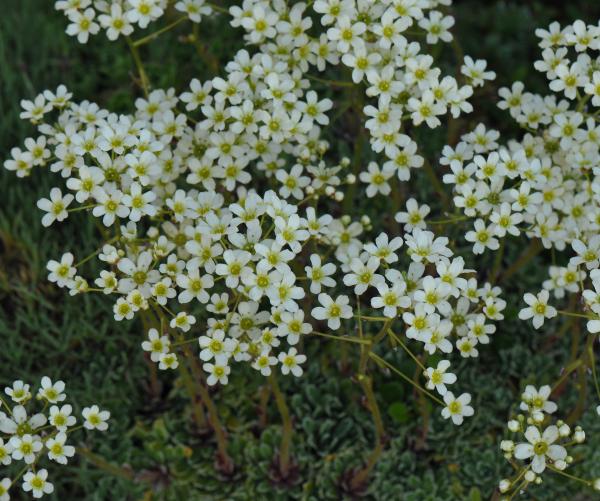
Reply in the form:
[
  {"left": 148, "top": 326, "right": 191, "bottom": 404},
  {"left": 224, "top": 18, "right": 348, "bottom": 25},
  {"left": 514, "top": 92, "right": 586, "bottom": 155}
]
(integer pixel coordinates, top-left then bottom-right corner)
[{"left": 2, "top": 0, "right": 600, "bottom": 499}]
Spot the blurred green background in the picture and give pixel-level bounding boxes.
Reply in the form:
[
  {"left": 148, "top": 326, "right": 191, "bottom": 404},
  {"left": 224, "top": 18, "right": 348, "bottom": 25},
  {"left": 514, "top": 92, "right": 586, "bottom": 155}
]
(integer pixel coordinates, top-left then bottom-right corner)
[{"left": 1, "top": 1, "right": 600, "bottom": 499}]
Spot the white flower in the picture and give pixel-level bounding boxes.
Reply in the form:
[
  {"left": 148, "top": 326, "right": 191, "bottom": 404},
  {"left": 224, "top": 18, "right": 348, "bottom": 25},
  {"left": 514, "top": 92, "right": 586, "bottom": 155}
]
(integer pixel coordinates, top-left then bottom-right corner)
[
  {"left": 0, "top": 405, "right": 46, "bottom": 435},
  {"left": 419, "top": 10, "right": 454, "bottom": 44},
  {"left": 22, "top": 469, "right": 54, "bottom": 498},
  {"left": 465, "top": 219, "right": 499, "bottom": 254},
  {"left": 158, "top": 352, "right": 179, "bottom": 370},
  {"left": 461, "top": 56, "right": 496, "bottom": 87},
  {"left": 5, "top": 380, "right": 31, "bottom": 403},
  {"left": 141, "top": 328, "right": 170, "bottom": 362},
  {"left": 47, "top": 252, "right": 77, "bottom": 288},
  {"left": 122, "top": 182, "right": 157, "bottom": 222},
  {"left": 518, "top": 290, "right": 557, "bottom": 329},
  {"left": 441, "top": 392, "right": 474, "bottom": 425},
  {"left": 37, "top": 376, "right": 66, "bottom": 404},
  {"left": 199, "top": 330, "right": 236, "bottom": 361},
  {"left": 49, "top": 404, "right": 76, "bottom": 431},
  {"left": 10, "top": 434, "right": 43, "bottom": 464},
  {"left": 311, "top": 293, "right": 352, "bottom": 330},
  {"left": 37, "top": 188, "right": 73, "bottom": 226},
  {"left": 82, "top": 405, "right": 110, "bottom": 431},
  {"left": 46, "top": 432, "right": 75, "bottom": 464},
  {"left": 278, "top": 348, "right": 306, "bottom": 377},
  {"left": 127, "top": 0, "right": 164, "bottom": 29},
  {"left": 0, "top": 477, "right": 10, "bottom": 500},
  {"left": 363, "top": 233, "right": 403, "bottom": 264},
  {"left": 327, "top": 16, "right": 366, "bottom": 53},
  {"left": 98, "top": 3, "right": 134, "bottom": 40},
  {"left": 305, "top": 254, "right": 336, "bottom": 294},
  {"left": 514, "top": 425, "right": 566, "bottom": 473},
  {"left": 520, "top": 385, "right": 557, "bottom": 417},
  {"left": 395, "top": 198, "right": 430, "bottom": 232},
  {"left": 92, "top": 187, "right": 130, "bottom": 226},
  {"left": 66, "top": 8, "right": 100, "bottom": 43},
  {"left": 176, "top": 263, "right": 214, "bottom": 304},
  {"left": 425, "top": 360, "right": 457, "bottom": 396},
  {"left": 0, "top": 439, "right": 13, "bottom": 466},
  {"left": 456, "top": 336, "right": 479, "bottom": 358},
  {"left": 371, "top": 281, "right": 411, "bottom": 319},
  {"left": 203, "top": 356, "right": 231, "bottom": 386},
  {"left": 170, "top": 312, "right": 196, "bottom": 332},
  {"left": 343, "top": 256, "right": 384, "bottom": 295},
  {"left": 252, "top": 350, "right": 278, "bottom": 376}
]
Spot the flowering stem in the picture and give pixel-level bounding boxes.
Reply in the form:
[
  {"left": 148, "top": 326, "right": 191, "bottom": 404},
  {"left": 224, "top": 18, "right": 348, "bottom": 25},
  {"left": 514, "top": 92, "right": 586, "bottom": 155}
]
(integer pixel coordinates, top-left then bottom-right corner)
[
  {"left": 369, "top": 352, "right": 444, "bottom": 406},
  {"left": 489, "top": 238, "right": 505, "bottom": 283},
  {"left": 551, "top": 359, "right": 583, "bottom": 393},
  {"left": 342, "top": 82, "right": 365, "bottom": 214},
  {"left": 75, "top": 236, "right": 118, "bottom": 267},
  {"left": 9, "top": 463, "right": 33, "bottom": 489},
  {"left": 498, "top": 238, "right": 542, "bottom": 283},
  {"left": 180, "top": 341, "right": 234, "bottom": 473},
  {"left": 207, "top": 2, "right": 229, "bottom": 14},
  {"left": 353, "top": 315, "right": 388, "bottom": 322},
  {"left": 558, "top": 310, "right": 593, "bottom": 320},
  {"left": 176, "top": 341, "right": 209, "bottom": 431},
  {"left": 428, "top": 215, "right": 468, "bottom": 225},
  {"left": 306, "top": 74, "right": 354, "bottom": 88},
  {"left": 311, "top": 330, "right": 371, "bottom": 345},
  {"left": 422, "top": 158, "right": 450, "bottom": 210},
  {"left": 546, "top": 464, "right": 593, "bottom": 486},
  {"left": 126, "top": 36, "right": 150, "bottom": 97},
  {"left": 388, "top": 330, "right": 426, "bottom": 371},
  {"left": 171, "top": 336, "right": 200, "bottom": 347},
  {"left": 0, "top": 395, "right": 13, "bottom": 416},
  {"left": 133, "top": 17, "right": 187, "bottom": 47},
  {"left": 76, "top": 447, "right": 135, "bottom": 482},
  {"left": 350, "top": 374, "right": 385, "bottom": 491},
  {"left": 68, "top": 204, "right": 96, "bottom": 213},
  {"left": 269, "top": 372, "right": 293, "bottom": 478},
  {"left": 191, "top": 23, "right": 220, "bottom": 74},
  {"left": 588, "top": 336, "right": 600, "bottom": 401}
]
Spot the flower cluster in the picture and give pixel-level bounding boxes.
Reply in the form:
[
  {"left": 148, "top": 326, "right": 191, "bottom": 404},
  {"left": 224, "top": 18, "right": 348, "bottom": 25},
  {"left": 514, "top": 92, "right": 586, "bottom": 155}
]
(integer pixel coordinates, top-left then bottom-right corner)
[
  {"left": 497, "top": 384, "right": 599, "bottom": 498},
  {"left": 3, "top": 0, "right": 506, "bottom": 424},
  {"left": 55, "top": 0, "right": 213, "bottom": 43},
  {"left": 440, "top": 20, "right": 600, "bottom": 257},
  {"left": 0, "top": 378, "right": 109, "bottom": 499},
  {"left": 6, "top": 2, "right": 600, "bottom": 498}
]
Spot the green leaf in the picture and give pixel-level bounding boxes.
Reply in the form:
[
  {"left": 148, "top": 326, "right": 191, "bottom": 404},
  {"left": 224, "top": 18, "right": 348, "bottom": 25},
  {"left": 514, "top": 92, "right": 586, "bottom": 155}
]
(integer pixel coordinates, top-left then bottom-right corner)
[
  {"left": 468, "top": 487, "right": 482, "bottom": 501},
  {"left": 380, "top": 382, "right": 405, "bottom": 403},
  {"left": 387, "top": 402, "right": 409, "bottom": 423}
]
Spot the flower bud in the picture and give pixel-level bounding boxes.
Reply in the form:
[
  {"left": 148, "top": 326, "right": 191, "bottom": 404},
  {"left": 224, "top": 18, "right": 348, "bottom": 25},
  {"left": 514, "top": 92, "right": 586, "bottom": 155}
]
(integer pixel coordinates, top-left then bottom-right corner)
[
  {"left": 531, "top": 410, "right": 544, "bottom": 424},
  {"left": 558, "top": 423, "right": 570, "bottom": 437},
  {"left": 556, "top": 460, "right": 568, "bottom": 471},
  {"left": 498, "top": 479, "right": 510, "bottom": 493},
  {"left": 507, "top": 420, "right": 520, "bottom": 432},
  {"left": 524, "top": 470, "right": 536, "bottom": 483},
  {"left": 573, "top": 427, "right": 585, "bottom": 443}
]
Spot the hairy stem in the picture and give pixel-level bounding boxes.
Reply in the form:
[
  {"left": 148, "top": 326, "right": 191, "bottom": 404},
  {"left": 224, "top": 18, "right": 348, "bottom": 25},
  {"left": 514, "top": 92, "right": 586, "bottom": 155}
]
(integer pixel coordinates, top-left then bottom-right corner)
[
  {"left": 350, "top": 374, "right": 385, "bottom": 491},
  {"left": 269, "top": 372, "right": 293, "bottom": 477}
]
